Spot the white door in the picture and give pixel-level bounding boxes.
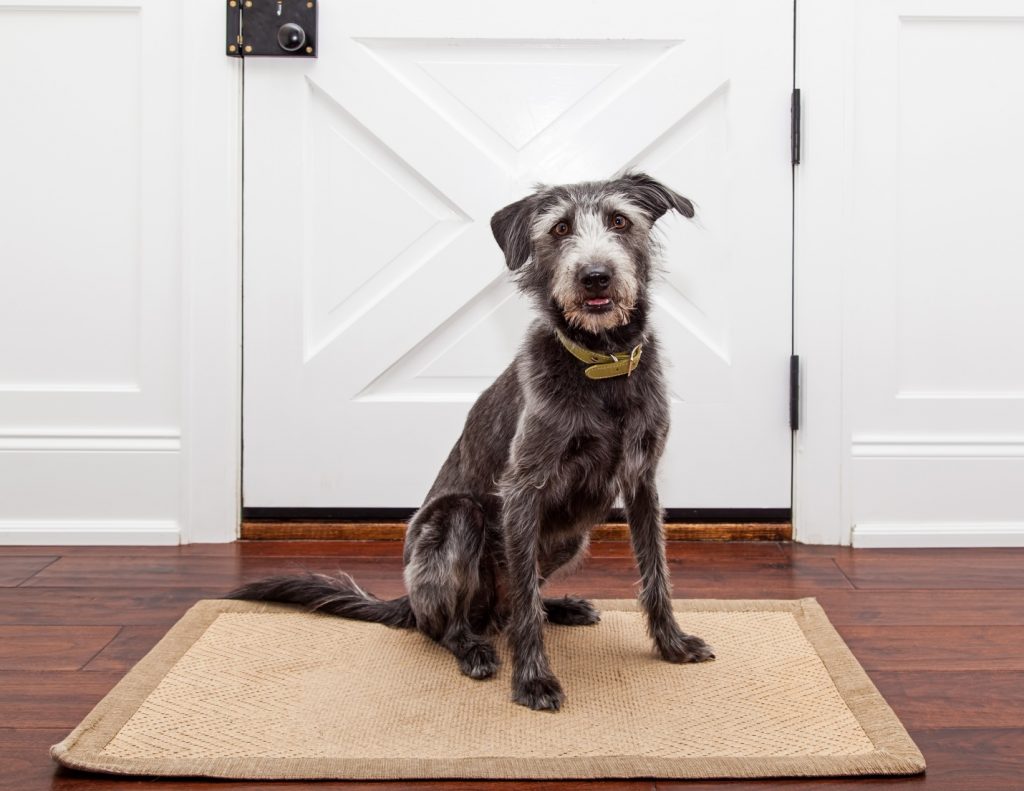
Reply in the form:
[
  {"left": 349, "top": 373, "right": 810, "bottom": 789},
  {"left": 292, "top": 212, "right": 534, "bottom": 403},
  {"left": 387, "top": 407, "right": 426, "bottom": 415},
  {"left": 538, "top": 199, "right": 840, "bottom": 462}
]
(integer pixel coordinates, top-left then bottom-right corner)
[{"left": 243, "top": 0, "right": 793, "bottom": 511}]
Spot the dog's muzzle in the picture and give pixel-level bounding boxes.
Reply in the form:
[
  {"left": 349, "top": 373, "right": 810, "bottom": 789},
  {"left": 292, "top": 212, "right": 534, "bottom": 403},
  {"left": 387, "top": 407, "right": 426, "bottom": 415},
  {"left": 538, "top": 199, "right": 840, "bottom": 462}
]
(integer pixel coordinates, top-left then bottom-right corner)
[{"left": 579, "top": 266, "right": 614, "bottom": 313}]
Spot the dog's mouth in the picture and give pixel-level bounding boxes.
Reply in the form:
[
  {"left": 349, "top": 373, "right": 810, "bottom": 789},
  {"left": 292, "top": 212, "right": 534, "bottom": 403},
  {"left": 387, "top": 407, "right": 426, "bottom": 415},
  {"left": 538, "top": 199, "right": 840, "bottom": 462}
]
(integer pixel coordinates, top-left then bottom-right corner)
[{"left": 559, "top": 290, "right": 634, "bottom": 332}]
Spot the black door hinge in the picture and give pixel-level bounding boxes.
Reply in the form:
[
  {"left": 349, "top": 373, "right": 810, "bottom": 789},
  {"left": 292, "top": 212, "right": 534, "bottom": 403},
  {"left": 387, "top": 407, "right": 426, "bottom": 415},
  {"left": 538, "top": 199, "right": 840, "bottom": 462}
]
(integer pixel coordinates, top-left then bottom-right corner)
[
  {"left": 789, "top": 354, "right": 800, "bottom": 431},
  {"left": 226, "top": 0, "right": 318, "bottom": 58},
  {"left": 791, "top": 88, "right": 801, "bottom": 165}
]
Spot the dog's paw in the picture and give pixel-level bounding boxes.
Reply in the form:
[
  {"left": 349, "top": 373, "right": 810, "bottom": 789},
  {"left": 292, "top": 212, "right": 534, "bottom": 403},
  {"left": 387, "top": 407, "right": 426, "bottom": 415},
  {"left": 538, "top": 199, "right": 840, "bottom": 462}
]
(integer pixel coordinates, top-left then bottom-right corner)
[
  {"left": 544, "top": 596, "right": 601, "bottom": 626},
  {"left": 658, "top": 631, "right": 716, "bottom": 663},
  {"left": 458, "top": 642, "right": 499, "bottom": 680},
  {"left": 512, "top": 675, "right": 565, "bottom": 711}
]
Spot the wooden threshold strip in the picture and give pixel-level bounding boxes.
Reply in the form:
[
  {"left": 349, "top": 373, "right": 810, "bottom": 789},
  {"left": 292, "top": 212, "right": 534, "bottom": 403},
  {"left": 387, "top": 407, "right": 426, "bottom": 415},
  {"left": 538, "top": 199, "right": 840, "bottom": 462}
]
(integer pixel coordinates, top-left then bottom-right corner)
[{"left": 240, "top": 522, "right": 792, "bottom": 542}]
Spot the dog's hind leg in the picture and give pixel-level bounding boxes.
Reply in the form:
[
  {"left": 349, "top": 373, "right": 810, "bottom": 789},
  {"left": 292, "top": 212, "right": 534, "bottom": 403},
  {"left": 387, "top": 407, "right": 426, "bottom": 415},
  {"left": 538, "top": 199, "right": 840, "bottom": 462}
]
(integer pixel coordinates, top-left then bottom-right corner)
[
  {"left": 441, "top": 624, "right": 499, "bottom": 679},
  {"left": 540, "top": 534, "right": 600, "bottom": 626},
  {"left": 405, "top": 494, "right": 499, "bottom": 680},
  {"left": 543, "top": 596, "right": 600, "bottom": 625}
]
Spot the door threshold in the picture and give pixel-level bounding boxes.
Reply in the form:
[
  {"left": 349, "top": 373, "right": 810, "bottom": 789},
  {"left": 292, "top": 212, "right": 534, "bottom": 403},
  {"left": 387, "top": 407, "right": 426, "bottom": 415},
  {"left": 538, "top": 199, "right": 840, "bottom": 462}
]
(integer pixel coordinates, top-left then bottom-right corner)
[{"left": 240, "top": 522, "right": 792, "bottom": 542}]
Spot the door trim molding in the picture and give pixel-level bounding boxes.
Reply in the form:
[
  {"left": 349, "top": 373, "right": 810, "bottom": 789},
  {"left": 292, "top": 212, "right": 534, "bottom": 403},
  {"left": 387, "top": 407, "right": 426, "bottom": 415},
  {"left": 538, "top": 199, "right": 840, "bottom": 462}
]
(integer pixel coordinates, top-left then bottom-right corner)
[
  {"left": 0, "top": 430, "right": 181, "bottom": 453},
  {"left": 0, "top": 520, "right": 180, "bottom": 546},
  {"left": 852, "top": 522, "right": 1024, "bottom": 549},
  {"left": 178, "top": 0, "right": 243, "bottom": 543},
  {"left": 791, "top": 0, "right": 853, "bottom": 545}
]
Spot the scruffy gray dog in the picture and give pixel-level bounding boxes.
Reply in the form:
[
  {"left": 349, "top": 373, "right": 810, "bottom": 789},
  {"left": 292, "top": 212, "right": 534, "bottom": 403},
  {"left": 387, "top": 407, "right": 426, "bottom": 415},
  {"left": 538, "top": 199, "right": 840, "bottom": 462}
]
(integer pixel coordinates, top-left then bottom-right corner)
[{"left": 228, "top": 172, "right": 714, "bottom": 711}]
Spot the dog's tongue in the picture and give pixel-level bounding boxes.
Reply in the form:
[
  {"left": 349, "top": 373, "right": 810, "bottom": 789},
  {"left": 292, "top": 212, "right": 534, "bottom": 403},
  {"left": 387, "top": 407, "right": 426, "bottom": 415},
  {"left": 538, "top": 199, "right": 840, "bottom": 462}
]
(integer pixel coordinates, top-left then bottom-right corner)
[{"left": 586, "top": 298, "right": 611, "bottom": 306}]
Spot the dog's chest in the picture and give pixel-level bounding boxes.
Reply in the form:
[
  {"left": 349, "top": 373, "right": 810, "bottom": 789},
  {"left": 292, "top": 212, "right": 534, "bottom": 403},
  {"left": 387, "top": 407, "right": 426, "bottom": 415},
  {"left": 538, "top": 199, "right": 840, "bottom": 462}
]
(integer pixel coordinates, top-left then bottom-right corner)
[{"left": 559, "top": 399, "right": 641, "bottom": 481}]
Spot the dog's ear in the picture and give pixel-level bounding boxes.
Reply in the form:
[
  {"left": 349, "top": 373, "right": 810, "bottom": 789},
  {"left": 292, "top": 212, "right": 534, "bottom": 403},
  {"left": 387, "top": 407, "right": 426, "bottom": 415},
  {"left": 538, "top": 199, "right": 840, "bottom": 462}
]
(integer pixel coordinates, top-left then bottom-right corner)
[
  {"left": 490, "top": 195, "right": 537, "bottom": 271},
  {"left": 618, "top": 172, "right": 695, "bottom": 222}
]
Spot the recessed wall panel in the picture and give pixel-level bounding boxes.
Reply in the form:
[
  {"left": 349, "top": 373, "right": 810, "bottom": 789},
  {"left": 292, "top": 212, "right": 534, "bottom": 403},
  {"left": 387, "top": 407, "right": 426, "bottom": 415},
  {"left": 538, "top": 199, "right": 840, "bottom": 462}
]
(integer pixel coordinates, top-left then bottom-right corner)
[{"left": 0, "top": 8, "right": 141, "bottom": 391}]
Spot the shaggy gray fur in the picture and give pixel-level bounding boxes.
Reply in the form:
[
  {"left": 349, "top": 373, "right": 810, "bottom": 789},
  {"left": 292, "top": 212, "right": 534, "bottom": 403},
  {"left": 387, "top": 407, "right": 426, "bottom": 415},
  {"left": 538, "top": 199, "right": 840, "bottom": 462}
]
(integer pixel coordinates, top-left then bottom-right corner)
[{"left": 227, "top": 172, "right": 714, "bottom": 711}]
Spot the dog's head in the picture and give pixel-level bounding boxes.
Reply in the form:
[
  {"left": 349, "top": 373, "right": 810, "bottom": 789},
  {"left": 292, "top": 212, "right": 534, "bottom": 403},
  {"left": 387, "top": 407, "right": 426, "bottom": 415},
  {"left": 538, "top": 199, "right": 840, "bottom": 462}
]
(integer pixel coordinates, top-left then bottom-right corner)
[{"left": 490, "top": 172, "right": 694, "bottom": 334}]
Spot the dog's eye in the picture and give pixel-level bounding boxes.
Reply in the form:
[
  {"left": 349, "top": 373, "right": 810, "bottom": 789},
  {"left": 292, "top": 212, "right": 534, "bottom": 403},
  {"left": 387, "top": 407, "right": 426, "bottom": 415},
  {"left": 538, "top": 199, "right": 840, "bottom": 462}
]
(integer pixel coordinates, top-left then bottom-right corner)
[
  {"left": 610, "top": 214, "right": 631, "bottom": 232},
  {"left": 552, "top": 221, "right": 571, "bottom": 237}
]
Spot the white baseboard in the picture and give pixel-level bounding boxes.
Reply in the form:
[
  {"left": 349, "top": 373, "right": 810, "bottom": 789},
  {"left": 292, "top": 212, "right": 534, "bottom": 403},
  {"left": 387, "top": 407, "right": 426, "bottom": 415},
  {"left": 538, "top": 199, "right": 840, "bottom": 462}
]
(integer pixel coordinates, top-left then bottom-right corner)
[
  {"left": 852, "top": 522, "right": 1024, "bottom": 548},
  {"left": 0, "top": 520, "right": 181, "bottom": 546}
]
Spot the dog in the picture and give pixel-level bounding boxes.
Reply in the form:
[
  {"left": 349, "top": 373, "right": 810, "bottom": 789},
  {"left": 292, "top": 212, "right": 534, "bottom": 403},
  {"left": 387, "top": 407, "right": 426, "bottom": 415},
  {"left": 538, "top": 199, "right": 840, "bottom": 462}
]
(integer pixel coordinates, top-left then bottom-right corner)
[{"left": 227, "top": 172, "right": 714, "bottom": 711}]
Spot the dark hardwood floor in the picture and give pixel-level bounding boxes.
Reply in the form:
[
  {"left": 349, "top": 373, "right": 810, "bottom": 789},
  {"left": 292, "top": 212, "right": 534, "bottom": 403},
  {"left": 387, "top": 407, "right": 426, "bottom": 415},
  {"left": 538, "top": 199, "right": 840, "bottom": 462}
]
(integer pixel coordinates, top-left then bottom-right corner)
[{"left": 1, "top": 540, "right": 1022, "bottom": 790}]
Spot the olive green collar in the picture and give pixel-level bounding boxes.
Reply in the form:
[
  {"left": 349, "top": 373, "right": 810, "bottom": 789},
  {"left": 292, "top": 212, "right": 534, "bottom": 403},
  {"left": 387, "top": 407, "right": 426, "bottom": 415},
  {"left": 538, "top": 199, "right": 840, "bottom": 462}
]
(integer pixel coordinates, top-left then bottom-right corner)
[{"left": 555, "top": 329, "right": 643, "bottom": 380}]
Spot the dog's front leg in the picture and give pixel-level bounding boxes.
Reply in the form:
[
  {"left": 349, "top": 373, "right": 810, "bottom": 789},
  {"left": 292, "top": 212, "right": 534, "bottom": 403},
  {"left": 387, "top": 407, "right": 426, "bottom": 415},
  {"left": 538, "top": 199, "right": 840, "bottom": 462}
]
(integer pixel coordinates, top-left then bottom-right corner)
[
  {"left": 502, "top": 484, "right": 565, "bottom": 711},
  {"left": 625, "top": 475, "right": 715, "bottom": 663}
]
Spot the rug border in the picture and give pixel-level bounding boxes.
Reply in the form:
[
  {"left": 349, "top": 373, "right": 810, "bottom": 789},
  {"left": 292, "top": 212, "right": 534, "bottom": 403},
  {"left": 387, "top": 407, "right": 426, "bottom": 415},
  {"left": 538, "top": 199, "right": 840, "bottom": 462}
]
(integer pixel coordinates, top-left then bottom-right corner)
[{"left": 51, "top": 598, "right": 925, "bottom": 779}]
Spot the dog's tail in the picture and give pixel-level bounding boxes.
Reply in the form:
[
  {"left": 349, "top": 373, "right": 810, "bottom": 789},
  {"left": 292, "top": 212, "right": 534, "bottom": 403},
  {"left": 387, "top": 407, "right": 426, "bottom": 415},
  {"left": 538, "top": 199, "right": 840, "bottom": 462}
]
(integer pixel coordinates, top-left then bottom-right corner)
[{"left": 225, "top": 572, "right": 416, "bottom": 628}]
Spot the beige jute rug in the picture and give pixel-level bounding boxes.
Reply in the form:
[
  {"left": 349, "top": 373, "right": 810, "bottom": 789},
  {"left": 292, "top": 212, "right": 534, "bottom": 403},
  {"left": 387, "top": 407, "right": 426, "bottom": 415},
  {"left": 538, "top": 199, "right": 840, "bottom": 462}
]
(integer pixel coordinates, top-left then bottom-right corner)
[{"left": 51, "top": 598, "right": 924, "bottom": 780}]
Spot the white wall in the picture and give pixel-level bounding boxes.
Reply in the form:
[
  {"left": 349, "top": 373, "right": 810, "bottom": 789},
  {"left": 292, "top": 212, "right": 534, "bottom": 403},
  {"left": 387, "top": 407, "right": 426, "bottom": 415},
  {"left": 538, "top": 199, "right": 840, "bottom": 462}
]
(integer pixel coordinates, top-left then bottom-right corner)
[
  {"left": 0, "top": 0, "right": 240, "bottom": 545},
  {"left": 795, "top": 0, "right": 1024, "bottom": 547}
]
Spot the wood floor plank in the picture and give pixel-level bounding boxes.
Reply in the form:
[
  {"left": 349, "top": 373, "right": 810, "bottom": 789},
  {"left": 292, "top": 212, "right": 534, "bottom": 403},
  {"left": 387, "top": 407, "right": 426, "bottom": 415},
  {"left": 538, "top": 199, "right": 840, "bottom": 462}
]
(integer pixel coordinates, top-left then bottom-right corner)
[
  {"left": 779, "top": 543, "right": 853, "bottom": 557},
  {"left": 0, "top": 556, "right": 58, "bottom": 587},
  {"left": 0, "top": 542, "right": 406, "bottom": 558},
  {"left": 82, "top": 627, "right": 167, "bottom": 672},
  {"left": 0, "top": 728, "right": 71, "bottom": 791},
  {"left": 864, "top": 727, "right": 1024, "bottom": 791},
  {"left": 0, "top": 672, "right": 123, "bottom": 729},
  {"left": 834, "top": 549, "right": 1024, "bottom": 589},
  {"left": 0, "top": 539, "right": 785, "bottom": 557},
  {"left": 0, "top": 588, "right": 226, "bottom": 627},
  {"left": 561, "top": 555, "right": 853, "bottom": 591},
  {"left": 229, "top": 539, "right": 784, "bottom": 560},
  {"left": 811, "top": 589, "right": 1024, "bottom": 626},
  {"left": 598, "top": 541, "right": 788, "bottom": 560},
  {"left": 233, "top": 540, "right": 406, "bottom": 558},
  {"left": 655, "top": 728, "right": 1024, "bottom": 790},
  {"left": 666, "top": 555, "right": 853, "bottom": 589},
  {"left": 0, "top": 627, "right": 119, "bottom": 671},
  {"left": 0, "top": 545, "right": 241, "bottom": 557},
  {"left": 19, "top": 556, "right": 405, "bottom": 590},
  {"left": 871, "top": 671, "right": 1024, "bottom": 729},
  {"left": 44, "top": 776, "right": 655, "bottom": 791},
  {"left": 19, "top": 552, "right": 851, "bottom": 592},
  {"left": 0, "top": 541, "right": 786, "bottom": 559},
  {"left": 837, "top": 626, "right": 1024, "bottom": 671}
]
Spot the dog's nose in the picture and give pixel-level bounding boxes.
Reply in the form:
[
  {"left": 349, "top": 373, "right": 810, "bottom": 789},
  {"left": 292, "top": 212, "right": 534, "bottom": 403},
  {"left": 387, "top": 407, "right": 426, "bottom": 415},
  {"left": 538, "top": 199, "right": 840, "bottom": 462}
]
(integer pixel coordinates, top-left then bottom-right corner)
[{"left": 580, "top": 267, "right": 611, "bottom": 292}]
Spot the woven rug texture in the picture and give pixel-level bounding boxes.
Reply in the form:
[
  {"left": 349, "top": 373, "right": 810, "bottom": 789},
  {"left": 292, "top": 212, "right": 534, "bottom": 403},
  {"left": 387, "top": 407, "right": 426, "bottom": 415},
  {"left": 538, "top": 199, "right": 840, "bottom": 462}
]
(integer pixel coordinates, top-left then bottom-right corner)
[{"left": 51, "top": 598, "right": 925, "bottom": 779}]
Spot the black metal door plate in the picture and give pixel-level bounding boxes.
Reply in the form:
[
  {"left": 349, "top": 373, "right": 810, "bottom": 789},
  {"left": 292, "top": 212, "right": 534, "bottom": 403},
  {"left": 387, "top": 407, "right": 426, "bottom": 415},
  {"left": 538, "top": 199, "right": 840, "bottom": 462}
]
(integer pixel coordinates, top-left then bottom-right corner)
[{"left": 226, "top": 0, "right": 317, "bottom": 58}]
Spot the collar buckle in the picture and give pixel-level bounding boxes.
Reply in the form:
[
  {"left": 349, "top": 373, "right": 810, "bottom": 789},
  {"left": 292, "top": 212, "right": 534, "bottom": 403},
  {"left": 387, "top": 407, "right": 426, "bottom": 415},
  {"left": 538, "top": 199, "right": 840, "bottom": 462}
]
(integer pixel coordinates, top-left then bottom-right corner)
[
  {"left": 627, "top": 344, "right": 643, "bottom": 376},
  {"left": 555, "top": 329, "right": 644, "bottom": 380}
]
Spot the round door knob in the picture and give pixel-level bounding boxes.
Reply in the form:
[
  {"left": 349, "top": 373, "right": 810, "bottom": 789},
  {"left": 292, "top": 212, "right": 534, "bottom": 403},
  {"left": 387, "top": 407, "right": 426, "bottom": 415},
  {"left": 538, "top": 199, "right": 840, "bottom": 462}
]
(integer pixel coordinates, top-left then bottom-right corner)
[{"left": 277, "top": 22, "right": 306, "bottom": 52}]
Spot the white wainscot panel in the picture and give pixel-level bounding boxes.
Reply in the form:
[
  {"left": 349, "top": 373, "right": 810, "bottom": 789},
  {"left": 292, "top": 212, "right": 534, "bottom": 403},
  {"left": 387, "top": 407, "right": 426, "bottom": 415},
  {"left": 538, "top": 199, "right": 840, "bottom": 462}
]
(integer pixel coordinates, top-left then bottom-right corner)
[
  {"left": 850, "top": 436, "right": 1024, "bottom": 547},
  {"left": 0, "top": 431, "right": 180, "bottom": 545},
  {"left": 0, "top": 6, "right": 142, "bottom": 391},
  {"left": 895, "top": 17, "right": 1024, "bottom": 399}
]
